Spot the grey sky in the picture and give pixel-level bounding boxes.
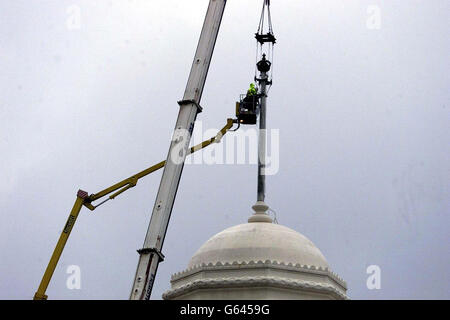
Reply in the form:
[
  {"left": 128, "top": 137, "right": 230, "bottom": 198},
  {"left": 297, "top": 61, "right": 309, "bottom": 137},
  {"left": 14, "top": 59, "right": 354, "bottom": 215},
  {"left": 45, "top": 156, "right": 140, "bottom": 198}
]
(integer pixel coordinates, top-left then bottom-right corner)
[{"left": 0, "top": 0, "right": 449, "bottom": 299}]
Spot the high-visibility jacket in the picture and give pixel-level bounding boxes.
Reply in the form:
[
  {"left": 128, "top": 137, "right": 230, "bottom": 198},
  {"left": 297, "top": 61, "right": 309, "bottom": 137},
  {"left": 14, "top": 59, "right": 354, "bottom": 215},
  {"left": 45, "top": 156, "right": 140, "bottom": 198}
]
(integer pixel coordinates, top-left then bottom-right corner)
[{"left": 247, "top": 83, "right": 257, "bottom": 96}]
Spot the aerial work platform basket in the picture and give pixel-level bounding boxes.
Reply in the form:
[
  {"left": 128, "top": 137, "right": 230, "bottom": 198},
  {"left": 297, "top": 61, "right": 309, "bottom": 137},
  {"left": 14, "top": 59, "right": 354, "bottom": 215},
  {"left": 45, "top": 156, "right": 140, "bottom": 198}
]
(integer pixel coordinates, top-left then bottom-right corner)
[{"left": 236, "top": 94, "right": 259, "bottom": 125}]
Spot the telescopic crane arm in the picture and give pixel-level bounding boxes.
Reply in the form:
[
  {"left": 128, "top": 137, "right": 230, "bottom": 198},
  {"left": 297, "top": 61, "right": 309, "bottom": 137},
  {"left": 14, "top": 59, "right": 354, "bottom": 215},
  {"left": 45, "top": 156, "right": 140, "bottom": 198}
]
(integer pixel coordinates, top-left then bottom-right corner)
[{"left": 129, "top": 0, "right": 227, "bottom": 300}]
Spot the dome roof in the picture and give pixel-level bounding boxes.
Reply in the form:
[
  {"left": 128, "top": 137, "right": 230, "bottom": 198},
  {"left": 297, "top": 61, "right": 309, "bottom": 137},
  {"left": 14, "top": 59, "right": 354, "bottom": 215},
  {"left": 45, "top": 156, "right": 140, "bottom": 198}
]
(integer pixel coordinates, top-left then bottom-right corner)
[
  {"left": 164, "top": 202, "right": 347, "bottom": 300},
  {"left": 188, "top": 205, "right": 329, "bottom": 269}
]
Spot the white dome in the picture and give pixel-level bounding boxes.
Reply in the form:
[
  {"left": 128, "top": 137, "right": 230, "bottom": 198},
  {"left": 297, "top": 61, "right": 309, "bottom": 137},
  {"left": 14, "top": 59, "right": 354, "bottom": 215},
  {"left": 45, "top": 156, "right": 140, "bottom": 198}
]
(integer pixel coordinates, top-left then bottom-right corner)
[
  {"left": 163, "top": 202, "right": 347, "bottom": 300},
  {"left": 189, "top": 221, "right": 329, "bottom": 269}
]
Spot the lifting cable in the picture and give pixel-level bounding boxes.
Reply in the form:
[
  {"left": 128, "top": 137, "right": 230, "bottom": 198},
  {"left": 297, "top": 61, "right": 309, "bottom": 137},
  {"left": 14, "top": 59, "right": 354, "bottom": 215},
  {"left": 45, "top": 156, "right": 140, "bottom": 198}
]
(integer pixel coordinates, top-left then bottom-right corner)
[{"left": 255, "top": 0, "right": 275, "bottom": 92}]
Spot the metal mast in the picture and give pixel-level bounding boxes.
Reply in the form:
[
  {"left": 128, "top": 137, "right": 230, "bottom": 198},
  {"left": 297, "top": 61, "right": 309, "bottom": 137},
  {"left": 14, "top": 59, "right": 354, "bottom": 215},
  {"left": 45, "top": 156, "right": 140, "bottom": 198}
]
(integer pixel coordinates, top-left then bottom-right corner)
[
  {"left": 255, "top": 0, "right": 275, "bottom": 203},
  {"left": 130, "top": 0, "right": 226, "bottom": 300},
  {"left": 256, "top": 58, "right": 269, "bottom": 202}
]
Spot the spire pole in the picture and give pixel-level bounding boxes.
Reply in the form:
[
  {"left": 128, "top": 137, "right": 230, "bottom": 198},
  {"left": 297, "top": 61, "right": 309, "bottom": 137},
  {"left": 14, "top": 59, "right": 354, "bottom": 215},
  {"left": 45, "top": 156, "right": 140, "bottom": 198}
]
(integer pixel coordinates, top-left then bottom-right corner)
[
  {"left": 257, "top": 59, "right": 269, "bottom": 202},
  {"left": 254, "top": 0, "right": 275, "bottom": 206},
  {"left": 251, "top": 0, "right": 275, "bottom": 216}
]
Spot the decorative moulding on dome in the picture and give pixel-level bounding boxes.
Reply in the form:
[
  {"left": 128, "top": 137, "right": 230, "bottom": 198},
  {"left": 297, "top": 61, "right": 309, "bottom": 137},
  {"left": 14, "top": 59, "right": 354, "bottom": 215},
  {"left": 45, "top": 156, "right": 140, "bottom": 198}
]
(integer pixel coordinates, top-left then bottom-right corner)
[
  {"left": 163, "top": 276, "right": 348, "bottom": 300},
  {"left": 170, "top": 259, "right": 347, "bottom": 289}
]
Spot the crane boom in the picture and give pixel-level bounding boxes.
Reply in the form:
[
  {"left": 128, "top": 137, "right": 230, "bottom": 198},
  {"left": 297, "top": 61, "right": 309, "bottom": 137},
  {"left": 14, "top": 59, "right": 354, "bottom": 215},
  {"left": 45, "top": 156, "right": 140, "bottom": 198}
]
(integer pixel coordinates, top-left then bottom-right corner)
[
  {"left": 129, "top": 0, "right": 227, "bottom": 300},
  {"left": 32, "top": 118, "right": 235, "bottom": 300}
]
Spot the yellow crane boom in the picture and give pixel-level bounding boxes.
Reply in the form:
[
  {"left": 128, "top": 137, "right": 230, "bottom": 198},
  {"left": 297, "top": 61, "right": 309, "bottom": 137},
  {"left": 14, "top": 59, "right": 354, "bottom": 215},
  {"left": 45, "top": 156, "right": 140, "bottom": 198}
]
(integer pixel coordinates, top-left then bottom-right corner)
[{"left": 33, "top": 118, "right": 237, "bottom": 300}]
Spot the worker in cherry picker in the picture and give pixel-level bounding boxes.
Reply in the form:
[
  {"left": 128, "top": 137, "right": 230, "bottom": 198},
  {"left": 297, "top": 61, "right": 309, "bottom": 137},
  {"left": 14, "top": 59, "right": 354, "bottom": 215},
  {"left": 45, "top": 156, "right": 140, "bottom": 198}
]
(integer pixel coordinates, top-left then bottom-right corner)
[
  {"left": 242, "top": 83, "right": 258, "bottom": 112},
  {"left": 247, "top": 83, "right": 258, "bottom": 96}
]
